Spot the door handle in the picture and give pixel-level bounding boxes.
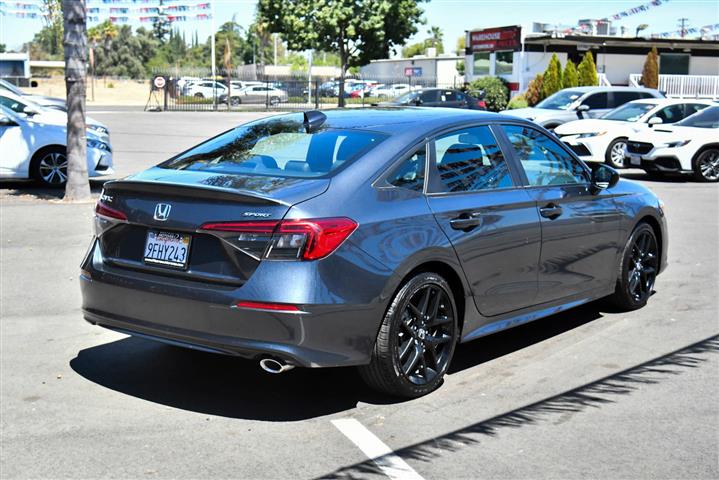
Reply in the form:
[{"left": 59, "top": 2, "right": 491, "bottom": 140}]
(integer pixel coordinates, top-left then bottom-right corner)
[
  {"left": 450, "top": 212, "right": 482, "bottom": 230},
  {"left": 539, "top": 203, "right": 563, "bottom": 220}
]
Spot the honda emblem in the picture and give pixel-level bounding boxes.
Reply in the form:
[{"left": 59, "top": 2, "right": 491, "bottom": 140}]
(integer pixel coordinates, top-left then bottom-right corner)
[{"left": 154, "top": 203, "right": 172, "bottom": 221}]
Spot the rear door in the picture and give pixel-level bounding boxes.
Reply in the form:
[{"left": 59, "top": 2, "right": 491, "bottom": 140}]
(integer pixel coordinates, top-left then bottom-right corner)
[
  {"left": 437, "top": 90, "right": 462, "bottom": 108},
  {"left": 498, "top": 124, "right": 622, "bottom": 304},
  {"left": 425, "top": 124, "right": 542, "bottom": 317},
  {"left": 580, "top": 91, "right": 612, "bottom": 118}
]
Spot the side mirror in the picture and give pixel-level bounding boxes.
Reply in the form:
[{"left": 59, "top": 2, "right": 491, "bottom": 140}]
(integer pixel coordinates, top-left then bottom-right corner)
[
  {"left": 648, "top": 117, "right": 663, "bottom": 127},
  {"left": 589, "top": 163, "right": 619, "bottom": 194},
  {"left": 0, "top": 115, "right": 17, "bottom": 126},
  {"left": 23, "top": 106, "right": 39, "bottom": 116},
  {"left": 576, "top": 104, "right": 590, "bottom": 119}
]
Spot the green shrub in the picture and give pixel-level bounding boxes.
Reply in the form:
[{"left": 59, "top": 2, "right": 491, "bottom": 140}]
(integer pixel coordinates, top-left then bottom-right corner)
[
  {"left": 542, "top": 53, "right": 563, "bottom": 99},
  {"left": 578, "top": 51, "right": 598, "bottom": 86},
  {"left": 507, "top": 94, "right": 528, "bottom": 109},
  {"left": 563, "top": 61, "right": 578, "bottom": 89},
  {"left": 641, "top": 47, "right": 659, "bottom": 89},
  {"left": 466, "top": 76, "right": 509, "bottom": 112},
  {"left": 107, "top": 82, "right": 114, "bottom": 89}
]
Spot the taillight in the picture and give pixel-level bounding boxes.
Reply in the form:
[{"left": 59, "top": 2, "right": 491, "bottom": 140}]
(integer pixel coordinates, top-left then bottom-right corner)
[
  {"left": 95, "top": 200, "right": 127, "bottom": 221},
  {"left": 201, "top": 217, "right": 357, "bottom": 261},
  {"left": 478, "top": 100, "right": 487, "bottom": 109},
  {"left": 234, "top": 301, "right": 302, "bottom": 313}
]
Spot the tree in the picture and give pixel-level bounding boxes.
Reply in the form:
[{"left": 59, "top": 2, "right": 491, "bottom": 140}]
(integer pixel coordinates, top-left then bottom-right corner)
[
  {"left": 402, "top": 42, "right": 426, "bottom": 58},
  {"left": 525, "top": 73, "right": 544, "bottom": 106},
  {"left": 402, "top": 25, "right": 443, "bottom": 58},
  {"left": 455, "top": 35, "right": 465, "bottom": 56},
  {"left": 641, "top": 47, "right": 659, "bottom": 89},
  {"left": 578, "top": 51, "right": 598, "bottom": 86},
  {"left": 542, "top": 53, "right": 563, "bottom": 99},
  {"left": 258, "top": 0, "right": 426, "bottom": 106},
  {"left": 562, "top": 61, "right": 578, "bottom": 89},
  {"left": 466, "top": 76, "right": 509, "bottom": 112},
  {"left": 62, "top": 0, "right": 90, "bottom": 201},
  {"left": 152, "top": 0, "right": 171, "bottom": 44},
  {"left": 0, "top": 44, "right": 6, "bottom": 54}
]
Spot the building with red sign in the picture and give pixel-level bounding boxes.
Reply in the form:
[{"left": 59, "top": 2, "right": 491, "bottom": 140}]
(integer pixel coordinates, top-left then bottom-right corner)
[{"left": 465, "top": 24, "right": 719, "bottom": 96}]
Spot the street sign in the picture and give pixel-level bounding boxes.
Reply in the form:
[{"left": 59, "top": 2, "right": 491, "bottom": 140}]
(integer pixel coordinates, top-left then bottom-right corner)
[
  {"left": 404, "top": 67, "right": 423, "bottom": 77},
  {"left": 153, "top": 76, "right": 166, "bottom": 90}
]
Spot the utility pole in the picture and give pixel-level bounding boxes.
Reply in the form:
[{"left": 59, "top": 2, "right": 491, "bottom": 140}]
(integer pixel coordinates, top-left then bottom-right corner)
[{"left": 677, "top": 18, "right": 689, "bottom": 38}]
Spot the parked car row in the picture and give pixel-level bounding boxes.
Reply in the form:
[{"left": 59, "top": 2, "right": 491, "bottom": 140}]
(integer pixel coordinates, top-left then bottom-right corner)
[
  {"left": 0, "top": 89, "right": 114, "bottom": 186},
  {"left": 502, "top": 86, "right": 718, "bottom": 182}
]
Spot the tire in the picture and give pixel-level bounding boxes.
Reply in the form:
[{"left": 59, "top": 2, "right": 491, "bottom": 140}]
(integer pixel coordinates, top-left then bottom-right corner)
[
  {"left": 605, "top": 137, "right": 628, "bottom": 169},
  {"left": 607, "top": 223, "right": 659, "bottom": 311},
  {"left": 230, "top": 96, "right": 241, "bottom": 106},
  {"left": 30, "top": 147, "right": 68, "bottom": 187},
  {"left": 269, "top": 96, "right": 280, "bottom": 106},
  {"left": 359, "top": 272, "right": 458, "bottom": 398},
  {"left": 692, "top": 148, "right": 719, "bottom": 182},
  {"left": 194, "top": 92, "right": 204, "bottom": 98}
]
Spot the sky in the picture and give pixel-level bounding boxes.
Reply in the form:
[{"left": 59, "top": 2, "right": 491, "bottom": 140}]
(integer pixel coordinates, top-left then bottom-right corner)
[{"left": 1, "top": 0, "right": 718, "bottom": 54}]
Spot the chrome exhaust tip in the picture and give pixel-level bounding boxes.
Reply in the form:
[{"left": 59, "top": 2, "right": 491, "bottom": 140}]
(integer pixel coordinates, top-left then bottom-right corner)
[{"left": 259, "top": 357, "right": 295, "bottom": 374}]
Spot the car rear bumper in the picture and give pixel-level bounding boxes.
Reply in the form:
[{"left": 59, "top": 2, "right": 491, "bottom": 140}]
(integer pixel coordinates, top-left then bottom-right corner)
[{"left": 80, "top": 239, "right": 388, "bottom": 368}]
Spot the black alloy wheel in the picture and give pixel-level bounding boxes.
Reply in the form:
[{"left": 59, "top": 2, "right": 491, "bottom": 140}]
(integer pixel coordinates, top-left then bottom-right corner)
[
  {"left": 608, "top": 223, "right": 659, "bottom": 310},
  {"left": 360, "top": 272, "right": 458, "bottom": 398},
  {"left": 31, "top": 147, "right": 68, "bottom": 187}
]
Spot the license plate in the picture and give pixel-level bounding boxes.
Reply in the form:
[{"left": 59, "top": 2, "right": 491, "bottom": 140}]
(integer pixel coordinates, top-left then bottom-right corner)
[
  {"left": 630, "top": 155, "right": 641, "bottom": 166},
  {"left": 143, "top": 230, "right": 191, "bottom": 269}
]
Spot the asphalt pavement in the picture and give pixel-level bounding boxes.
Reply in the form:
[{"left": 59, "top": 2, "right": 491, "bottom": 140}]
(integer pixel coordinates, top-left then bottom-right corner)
[{"left": 1, "top": 109, "right": 717, "bottom": 479}]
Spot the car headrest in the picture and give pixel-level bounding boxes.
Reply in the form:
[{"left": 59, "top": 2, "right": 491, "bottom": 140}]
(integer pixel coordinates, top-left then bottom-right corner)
[
  {"left": 440, "top": 143, "right": 483, "bottom": 166},
  {"left": 458, "top": 133, "right": 480, "bottom": 144},
  {"left": 284, "top": 161, "right": 311, "bottom": 173}
]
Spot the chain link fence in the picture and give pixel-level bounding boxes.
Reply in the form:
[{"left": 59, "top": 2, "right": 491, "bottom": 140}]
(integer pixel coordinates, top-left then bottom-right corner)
[{"left": 147, "top": 67, "right": 467, "bottom": 111}]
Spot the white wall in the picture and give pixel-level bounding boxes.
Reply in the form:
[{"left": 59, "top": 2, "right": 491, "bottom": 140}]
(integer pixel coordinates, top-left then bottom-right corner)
[
  {"left": 596, "top": 53, "right": 643, "bottom": 85},
  {"left": 690, "top": 56, "right": 719, "bottom": 75}
]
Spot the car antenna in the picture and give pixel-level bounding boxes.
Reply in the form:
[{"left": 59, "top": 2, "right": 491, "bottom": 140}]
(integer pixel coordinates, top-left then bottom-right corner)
[{"left": 303, "top": 110, "right": 327, "bottom": 133}]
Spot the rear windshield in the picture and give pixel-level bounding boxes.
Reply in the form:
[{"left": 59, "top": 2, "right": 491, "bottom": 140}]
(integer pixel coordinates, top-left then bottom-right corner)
[{"left": 160, "top": 114, "right": 388, "bottom": 177}]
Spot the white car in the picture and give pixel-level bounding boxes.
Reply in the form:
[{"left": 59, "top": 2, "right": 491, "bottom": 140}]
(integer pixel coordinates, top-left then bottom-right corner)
[
  {"left": 555, "top": 99, "right": 713, "bottom": 168},
  {"left": 624, "top": 105, "right": 719, "bottom": 182},
  {"left": 183, "top": 80, "right": 227, "bottom": 98},
  {"left": 369, "top": 83, "right": 419, "bottom": 98},
  {"left": 0, "top": 104, "right": 113, "bottom": 186}
]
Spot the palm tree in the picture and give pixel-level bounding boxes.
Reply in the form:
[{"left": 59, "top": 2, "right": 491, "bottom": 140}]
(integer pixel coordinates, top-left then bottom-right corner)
[
  {"left": 88, "top": 20, "right": 118, "bottom": 97},
  {"left": 62, "top": 0, "right": 90, "bottom": 201}
]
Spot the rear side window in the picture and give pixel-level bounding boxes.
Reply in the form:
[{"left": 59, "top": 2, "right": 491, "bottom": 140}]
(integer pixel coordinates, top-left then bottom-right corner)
[
  {"left": 160, "top": 114, "right": 388, "bottom": 178},
  {"left": 685, "top": 103, "right": 708, "bottom": 117},
  {"left": 387, "top": 147, "right": 426, "bottom": 191},
  {"left": 581, "top": 92, "right": 609, "bottom": 109},
  {"left": 611, "top": 91, "right": 642, "bottom": 108},
  {"left": 431, "top": 126, "right": 513, "bottom": 193},
  {"left": 502, "top": 125, "right": 588, "bottom": 186}
]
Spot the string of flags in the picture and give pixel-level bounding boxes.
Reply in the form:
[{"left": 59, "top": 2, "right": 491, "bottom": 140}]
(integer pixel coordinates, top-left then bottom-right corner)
[
  {"left": 561, "top": 0, "right": 670, "bottom": 34},
  {"left": 0, "top": 0, "right": 213, "bottom": 22},
  {"left": 654, "top": 23, "right": 719, "bottom": 38}
]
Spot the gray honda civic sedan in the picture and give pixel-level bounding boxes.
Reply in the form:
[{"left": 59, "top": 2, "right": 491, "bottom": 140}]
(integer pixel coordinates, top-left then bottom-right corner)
[{"left": 81, "top": 108, "right": 668, "bottom": 397}]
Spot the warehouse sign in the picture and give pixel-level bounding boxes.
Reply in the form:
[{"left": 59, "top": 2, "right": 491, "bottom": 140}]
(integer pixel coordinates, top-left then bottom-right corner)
[{"left": 469, "top": 26, "right": 522, "bottom": 52}]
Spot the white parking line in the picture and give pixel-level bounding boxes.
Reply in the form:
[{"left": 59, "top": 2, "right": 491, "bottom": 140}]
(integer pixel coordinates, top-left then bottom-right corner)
[{"left": 331, "top": 418, "right": 425, "bottom": 480}]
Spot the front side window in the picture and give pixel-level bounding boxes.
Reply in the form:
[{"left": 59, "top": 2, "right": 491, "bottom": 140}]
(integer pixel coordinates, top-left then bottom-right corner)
[
  {"left": 431, "top": 126, "right": 513, "bottom": 193},
  {"left": 653, "top": 104, "right": 685, "bottom": 124},
  {"left": 387, "top": 146, "right": 426, "bottom": 191},
  {"left": 473, "top": 52, "right": 490, "bottom": 76},
  {"left": 0, "top": 95, "right": 27, "bottom": 114},
  {"left": 160, "top": 114, "right": 388, "bottom": 178},
  {"left": 501, "top": 125, "right": 588, "bottom": 186},
  {"left": 495, "top": 51, "right": 514, "bottom": 75}
]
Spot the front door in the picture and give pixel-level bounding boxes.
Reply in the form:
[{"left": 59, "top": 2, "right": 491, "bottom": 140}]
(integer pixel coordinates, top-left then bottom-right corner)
[
  {"left": 425, "top": 124, "right": 542, "bottom": 317},
  {"left": 499, "top": 124, "right": 622, "bottom": 304}
]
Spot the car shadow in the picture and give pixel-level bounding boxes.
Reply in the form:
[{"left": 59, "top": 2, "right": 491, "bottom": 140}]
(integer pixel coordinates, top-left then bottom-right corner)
[
  {"left": 70, "top": 300, "right": 617, "bottom": 422},
  {"left": 0, "top": 179, "right": 107, "bottom": 200}
]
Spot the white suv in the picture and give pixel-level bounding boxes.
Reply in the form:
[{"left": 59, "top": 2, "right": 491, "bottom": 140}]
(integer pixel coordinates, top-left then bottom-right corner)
[
  {"left": 624, "top": 106, "right": 719, "bottom": 182},
  {"left": 183, "top": 81, "right": 227, "bottom": 98}
]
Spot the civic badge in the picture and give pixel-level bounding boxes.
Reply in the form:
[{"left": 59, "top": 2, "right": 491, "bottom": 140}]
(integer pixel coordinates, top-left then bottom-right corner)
[{"left": 154, "top": 203, "right": 172, "bottom": 221}]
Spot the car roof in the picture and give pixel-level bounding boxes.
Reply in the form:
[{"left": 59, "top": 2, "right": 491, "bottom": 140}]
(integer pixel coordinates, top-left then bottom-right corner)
[
  {"left": 562, "top": 86, "right": 660, "bottom": 93},
  {"left": 629, "top": 97, "right": 715, "bottom": 105},
  {"left": 295, "top": 107, "right": 523, "bottom": 134}
]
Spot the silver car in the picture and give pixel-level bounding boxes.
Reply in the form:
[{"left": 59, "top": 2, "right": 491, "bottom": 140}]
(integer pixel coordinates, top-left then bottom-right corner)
[{"left": 503, "top": 86, "right": 664, "bottom": 129}]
